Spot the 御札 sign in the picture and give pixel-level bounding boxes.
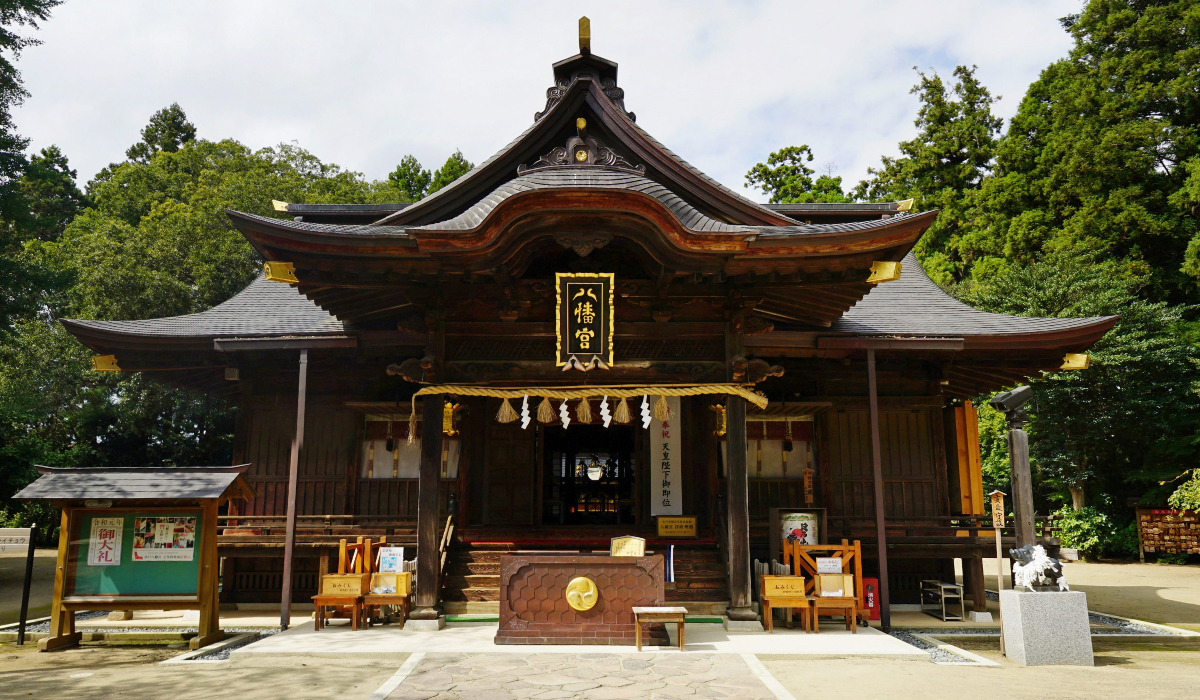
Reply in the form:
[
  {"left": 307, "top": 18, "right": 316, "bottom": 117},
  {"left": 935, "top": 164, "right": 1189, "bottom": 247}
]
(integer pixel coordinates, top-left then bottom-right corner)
[
  {"left": 555, "top": 272, "right": 614, "bottom": 366},
  {"left": 87, "top": 517, "right": 123, "bottom": 566}
]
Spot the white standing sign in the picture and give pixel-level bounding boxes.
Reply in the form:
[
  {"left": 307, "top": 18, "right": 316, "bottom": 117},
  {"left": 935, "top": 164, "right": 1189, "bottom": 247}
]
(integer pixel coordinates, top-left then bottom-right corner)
[
  {"left": 87, "top": 517, "right": 124, "bottom": 566},
  {"left": 650, "top": 396, "right": 682, "bottom": 516},
  {"left": 0, "top": 528, "right": 31, "bottom": 554}
]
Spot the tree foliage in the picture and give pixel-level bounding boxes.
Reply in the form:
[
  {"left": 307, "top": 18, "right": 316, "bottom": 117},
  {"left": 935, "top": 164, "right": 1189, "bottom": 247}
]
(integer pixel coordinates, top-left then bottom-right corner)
[
  {"left": 853, "top": 65, "right": 1003, "bottom": 285},
  {"left": 745, "top": 145, "right": 851, "bottom": 204},
  {"left": 125, "top": 102, "right": 197, "bottom": 163},
  {"left": 388, "top": 154, "right": 431, "bottom": 201},
  {"left": 429, "top": 149, "right": 473, "bottom": 194},
  {"left": 955, "top": 250, "right": 1200, "bottom": 510}
]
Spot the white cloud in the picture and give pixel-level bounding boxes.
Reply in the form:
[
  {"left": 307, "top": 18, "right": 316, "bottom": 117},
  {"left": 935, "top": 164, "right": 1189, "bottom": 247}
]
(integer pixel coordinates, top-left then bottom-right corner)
[{"left": 14, "top": 0, "right": 1082, "bottom": 200}]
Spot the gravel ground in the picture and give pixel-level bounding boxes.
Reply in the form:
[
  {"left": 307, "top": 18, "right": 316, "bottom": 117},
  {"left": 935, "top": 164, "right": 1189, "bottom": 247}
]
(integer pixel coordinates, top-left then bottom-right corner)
[{"left": 888, "top": 631, "right": 976, "bottom": 664}]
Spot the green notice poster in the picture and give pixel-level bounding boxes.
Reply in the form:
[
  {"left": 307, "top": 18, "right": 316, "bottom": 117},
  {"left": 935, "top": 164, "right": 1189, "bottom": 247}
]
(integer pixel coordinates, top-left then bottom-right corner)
[{"left": 69, "top": 511, "right": 202, "bottom": 597}]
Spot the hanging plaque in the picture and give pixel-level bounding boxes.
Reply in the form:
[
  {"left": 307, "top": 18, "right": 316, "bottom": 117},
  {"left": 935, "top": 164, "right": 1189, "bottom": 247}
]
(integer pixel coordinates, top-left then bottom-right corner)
[{"left": 556, "top": 272, "right": 614, "bottom": 367}]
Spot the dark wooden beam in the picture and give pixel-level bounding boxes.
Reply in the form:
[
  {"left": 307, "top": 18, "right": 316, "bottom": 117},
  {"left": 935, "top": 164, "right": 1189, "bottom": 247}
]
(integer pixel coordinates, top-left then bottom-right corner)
[
  {"left": 279, "top": 349, "right": 308, "bottom": 631},
  {"left": 214, "top": 336, "right": 357, "bottom": 351},
  {"left": 819, "top": 337, "right": 965, "bottom": 350},
  {"left": 412, "top": 393, "right": 444, "bottom": 622},
  {"left": 866, "top": 348, "right": 892, "bottom": 632},
  {"left": 724, "top": 314, "right": 756, "bottom": 623}
]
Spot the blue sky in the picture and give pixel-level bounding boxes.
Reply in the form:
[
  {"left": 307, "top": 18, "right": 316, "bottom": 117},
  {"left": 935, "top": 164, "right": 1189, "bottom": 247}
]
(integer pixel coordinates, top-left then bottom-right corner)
[{"left": 15, "top": 0, "right": 1084, "bottom": 201}]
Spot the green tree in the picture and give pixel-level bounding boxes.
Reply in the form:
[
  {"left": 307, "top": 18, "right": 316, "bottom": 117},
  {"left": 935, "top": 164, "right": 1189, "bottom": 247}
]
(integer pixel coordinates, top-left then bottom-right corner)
[
  {"left": 956, "top": 250, "right": 1200, "bottom": 511},
  {"left": 745, "top": 145, "right": 852, "bottom": 204},
  {"left": 125, "top": 102, "right": 197, "bottom": 163},
  {"left": 964, "top": 3, "right": 1200, "bottom": 302},
  {"left": 854, "top": 65, "right": 1003, "bottom": 285},
  {"left": 0, "top": 1, "right": 62, "bottom": 334},
  {"left": 429, "top": 149, "right": 473, "bottom": 194},
  {"left": 20, "top": 145, "right": 85, "bottom": 241},
  {"left": 388, "top": 154, "right": 431, "bottom": 201}
]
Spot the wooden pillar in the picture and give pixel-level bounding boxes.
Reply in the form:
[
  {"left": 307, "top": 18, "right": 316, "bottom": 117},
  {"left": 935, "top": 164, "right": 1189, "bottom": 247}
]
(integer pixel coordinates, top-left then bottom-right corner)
[
  {"left": 724, "top": 396, "right": 755, "bottom": 620},
  {"left": 866, "top": 349, "right": 892, "bottom": 632},
  {"left": 38, "top": 508, "right": 81, "bottom": 651},
  {"left": 1008, "top": 426, "right": 1035, "bottom": 548},
  {"left": 411, "top": 394, "right": 445, "bottom": 619},
  {"left": 966, "top": 552, "right": 988, "bottom": 613},
  {"left": 723, "top": 312, "right": 754, "bottom": 621},
  {"left": 279, "top": 348, "right": 308, "bottom": 631},
  {"left": 191, "top": 499, "right": 224, "bottom": 650}
]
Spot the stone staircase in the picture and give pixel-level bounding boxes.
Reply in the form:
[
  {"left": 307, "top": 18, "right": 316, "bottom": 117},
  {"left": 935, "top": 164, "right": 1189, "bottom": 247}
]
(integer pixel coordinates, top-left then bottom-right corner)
[{"left": 441, "top": 544, "right": 729, "bottom": 616}]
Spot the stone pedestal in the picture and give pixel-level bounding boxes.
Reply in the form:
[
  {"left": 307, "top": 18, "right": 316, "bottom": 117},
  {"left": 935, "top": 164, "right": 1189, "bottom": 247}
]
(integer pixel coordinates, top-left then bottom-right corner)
[
  {"left": 403, "top": 615, "right": 445, "bottom": 631},
  {"left": 967, "top": 611, "right": 993, "bottom": 623},
  {"left": 1000, "top": 590, "right": 1092, "bottom": 666}
]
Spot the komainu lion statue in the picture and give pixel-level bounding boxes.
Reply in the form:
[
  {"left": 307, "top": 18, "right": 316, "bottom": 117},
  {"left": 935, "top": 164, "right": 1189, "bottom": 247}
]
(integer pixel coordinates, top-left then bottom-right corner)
[{"left": 1009, "top": 544, "right": 1069, "bottom": 592}]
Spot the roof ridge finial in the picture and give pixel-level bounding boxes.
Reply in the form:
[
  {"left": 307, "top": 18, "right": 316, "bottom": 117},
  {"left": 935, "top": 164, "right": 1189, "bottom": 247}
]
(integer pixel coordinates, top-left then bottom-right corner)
[{"left": 579, "top": 16, "right": 591, "bottom": 55}]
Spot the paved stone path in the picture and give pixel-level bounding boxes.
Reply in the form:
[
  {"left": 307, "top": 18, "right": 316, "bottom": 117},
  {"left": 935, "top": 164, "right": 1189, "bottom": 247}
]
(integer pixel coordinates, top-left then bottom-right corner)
[{"left": 385, "top": 652, "right": 778, "bottom": 700}]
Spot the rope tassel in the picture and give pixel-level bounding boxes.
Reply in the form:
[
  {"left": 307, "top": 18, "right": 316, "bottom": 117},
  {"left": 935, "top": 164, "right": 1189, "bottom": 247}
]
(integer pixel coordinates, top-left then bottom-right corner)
[
  {"left": 576, "top": 398, "right": 593, "bottom": 424},
  {"left": 654, "top": 395, "right": 670, "bottom": 422},
  {"left": 496, "top": 398, "right": 518, "bottom": 423},
  {"left": 537, "top": 396, "right": 555, "bottom": 424},
  {"left": 613, "top": 397, "right": 631, "bottom": 424}
]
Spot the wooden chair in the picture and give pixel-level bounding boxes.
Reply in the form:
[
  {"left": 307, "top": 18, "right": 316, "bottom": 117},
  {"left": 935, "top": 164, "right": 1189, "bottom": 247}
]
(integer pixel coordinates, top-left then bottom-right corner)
[
  {"left": 312, "top": 537, "right": 370, "bottom": 630},
  {"left": 811, "top": 573, "right": 857, "bottom": 634},
  {"left": 782, "top": 539, "right": 867, "bottom": 631},
  {"left": 759, "top": 575, "right": 812, "bottom": 633},
  {"left": 362, "top": 537, "right": 412, "bottom": 626}
]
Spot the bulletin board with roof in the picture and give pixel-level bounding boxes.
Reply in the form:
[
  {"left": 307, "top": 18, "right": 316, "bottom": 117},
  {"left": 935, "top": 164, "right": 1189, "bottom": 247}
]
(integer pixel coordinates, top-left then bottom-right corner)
[{"left": 14, "top": 465, "right": 254, "bottom": 651}]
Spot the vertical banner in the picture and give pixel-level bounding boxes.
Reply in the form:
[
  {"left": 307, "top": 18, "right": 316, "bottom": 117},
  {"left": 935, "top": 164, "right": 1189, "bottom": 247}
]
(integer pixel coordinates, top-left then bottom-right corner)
[
  {"left": 555, "top": 272, "right": 615, "bottom": 367},
  {"left": 651, "top": 396, "right": 682, "bottom": 516},
  {"left": 87, "top": 517, "right": 124, "bottom": 566}
]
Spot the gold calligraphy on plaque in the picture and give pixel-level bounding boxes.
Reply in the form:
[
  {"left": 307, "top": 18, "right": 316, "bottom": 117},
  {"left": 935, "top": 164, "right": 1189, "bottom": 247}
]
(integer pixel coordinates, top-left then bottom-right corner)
[{"left": 555, "top": 272, "right": 614, "bottom": 367}]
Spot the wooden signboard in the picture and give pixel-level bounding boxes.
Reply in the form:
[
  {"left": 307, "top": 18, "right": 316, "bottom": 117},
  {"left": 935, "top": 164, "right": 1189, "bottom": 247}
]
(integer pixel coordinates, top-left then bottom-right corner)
[
  {"left": 761, "top": 575, "right": 807, "bottom": 598},
  {"left": 555, "top": 272, "right": 614, "bottom": 367},
  {"left": 67, "top": 509, "right": 203, "bottom": 598},
  {"left": 656, "top": 516, "right": 697, "bottom": 538},
  {"left": 321, "top": 573, "right": 371, "bottom": 596},
  {"left": 610, "top": 536, "right": 646, "bottom": 557}
]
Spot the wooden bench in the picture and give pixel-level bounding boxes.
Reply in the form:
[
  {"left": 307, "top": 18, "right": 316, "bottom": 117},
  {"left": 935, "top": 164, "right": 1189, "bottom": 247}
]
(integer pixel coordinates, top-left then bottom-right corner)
[{"left": 632, "top": 606, "right": 687, "bottom": 651}]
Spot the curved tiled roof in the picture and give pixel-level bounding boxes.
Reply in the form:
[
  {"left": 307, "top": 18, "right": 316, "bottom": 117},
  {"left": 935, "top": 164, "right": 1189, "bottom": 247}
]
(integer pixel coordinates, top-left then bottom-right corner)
[
  {"left": 63, "top": 276, "right": 344, "bottom": 338},
  {"left": 229, "top": 169, "right": 928, "bottom": 240},
  {"left": 833, "top": 254, "right": 1116, "bottom": 336},
  {"left": 414, "top": 166, "right": 747, "bottom": 233}
]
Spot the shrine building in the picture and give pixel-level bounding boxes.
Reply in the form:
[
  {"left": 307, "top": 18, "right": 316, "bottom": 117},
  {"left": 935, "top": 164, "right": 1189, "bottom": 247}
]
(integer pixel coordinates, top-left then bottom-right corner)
[{"left": 60, "top": 29, "right": 1115, "bottom": 629}]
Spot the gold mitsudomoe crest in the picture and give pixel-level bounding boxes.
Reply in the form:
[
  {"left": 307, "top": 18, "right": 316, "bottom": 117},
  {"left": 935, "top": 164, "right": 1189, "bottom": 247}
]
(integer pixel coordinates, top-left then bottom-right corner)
[{"left": 565, "top": 576, "right": 599, "bottom": 611}]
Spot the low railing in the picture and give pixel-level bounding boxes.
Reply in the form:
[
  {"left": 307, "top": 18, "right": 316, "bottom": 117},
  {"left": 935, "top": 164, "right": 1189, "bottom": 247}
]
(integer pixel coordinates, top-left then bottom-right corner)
[{"left": 823, "top": 514, "right": 1062, "bottom": 543}]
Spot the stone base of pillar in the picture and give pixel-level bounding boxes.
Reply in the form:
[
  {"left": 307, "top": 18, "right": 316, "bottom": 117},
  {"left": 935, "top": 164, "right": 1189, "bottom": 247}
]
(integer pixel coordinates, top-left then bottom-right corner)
[
  {"left": 967, "top": 611, "right": 994, "bottom": 623},
  {"left": 404, "top": 615, "right": 446, "bottom": 631},
  {"left": 722, "top": 614, "right": 764, "bottom": 632}
]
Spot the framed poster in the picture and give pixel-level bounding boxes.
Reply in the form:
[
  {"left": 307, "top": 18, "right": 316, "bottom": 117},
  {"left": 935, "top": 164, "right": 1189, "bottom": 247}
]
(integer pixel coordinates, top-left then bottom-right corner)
[
  {"left": 65, "top": 508, "right": 203, "bottom": 598},
  {"left": 555, "top": 272, "right": 614, "bottom": 367},
  {"left": 769, "top": 507, "right": 827, "bottom": 562},
  {"left": 132, "top": 516, "right": 196, "bottom": 561}
]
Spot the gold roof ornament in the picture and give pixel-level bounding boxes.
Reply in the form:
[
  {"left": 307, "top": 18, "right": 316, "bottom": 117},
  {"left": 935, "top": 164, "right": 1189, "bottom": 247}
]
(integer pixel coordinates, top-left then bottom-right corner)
[
  {"left": 263, "top": 261, "right": 298, "bottom": 283},
  {"left": 91, "top": 355, "right": 120, "bottom": 372},
  {"left": 271, "top": 200, "right": 289, "bottom": 212},
  {"left": 866, "top": 260, "right": 902, "bottom": 284},
  {"left": 896, "top": 198, "right": 915, "bottom": 212},
  {"left": 579, "top": 16, "right": 591, "bottom": 54},
  {"left": 1061, "top": 353, "right": 1090, "bottom": 370}
]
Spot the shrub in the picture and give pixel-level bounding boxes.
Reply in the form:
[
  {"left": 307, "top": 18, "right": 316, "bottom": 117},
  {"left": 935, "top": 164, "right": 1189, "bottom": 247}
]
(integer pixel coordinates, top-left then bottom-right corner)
[{"left": 1053, "top": 506, "right": 1138, "bottom": 559}]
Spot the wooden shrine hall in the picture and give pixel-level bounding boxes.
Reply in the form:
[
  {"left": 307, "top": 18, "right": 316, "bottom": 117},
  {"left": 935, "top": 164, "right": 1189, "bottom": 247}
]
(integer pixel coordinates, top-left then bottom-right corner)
[{"left": 60, "top": 27, "right": 1115, "bottom": 631}]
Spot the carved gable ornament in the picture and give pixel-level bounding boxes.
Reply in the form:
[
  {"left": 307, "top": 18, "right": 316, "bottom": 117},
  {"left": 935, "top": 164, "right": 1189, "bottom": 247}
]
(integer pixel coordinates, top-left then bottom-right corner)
[{"left": 556, "top": 272, "right": 615, "bottom": 369}]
